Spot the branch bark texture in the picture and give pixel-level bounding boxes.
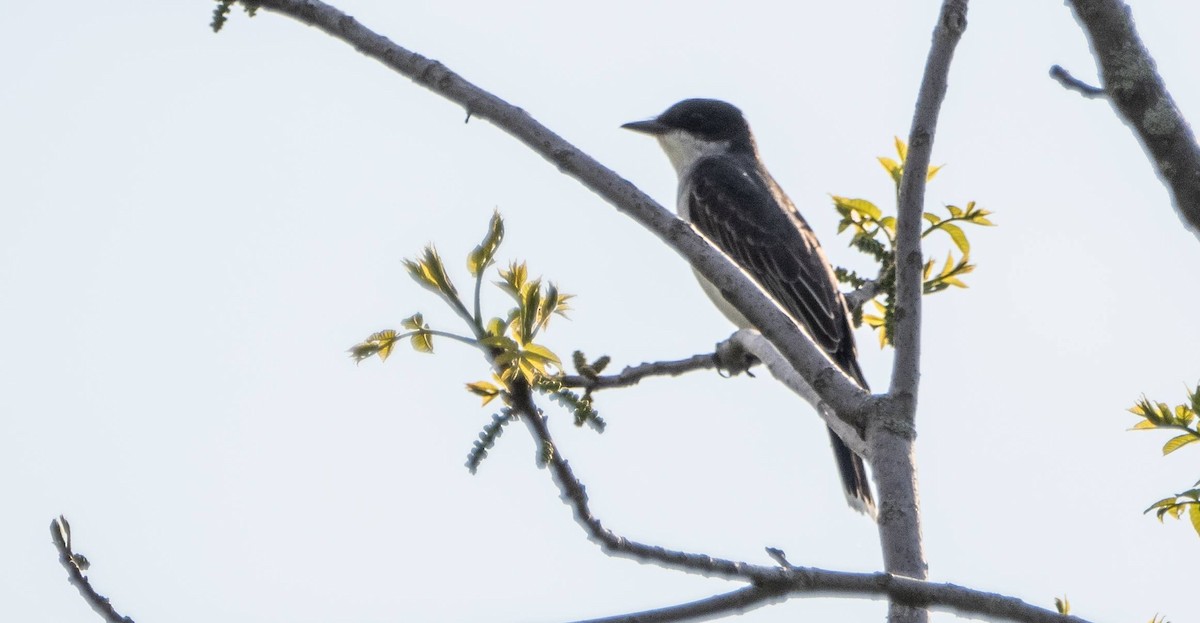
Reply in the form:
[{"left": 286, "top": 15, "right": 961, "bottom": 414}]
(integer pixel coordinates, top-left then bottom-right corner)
[
  {"left": 1066, "top": 0, "right": 1200, "bottom": 238},
  {"left": 876, "top": 2, "right": 968, "bottom": 623}
]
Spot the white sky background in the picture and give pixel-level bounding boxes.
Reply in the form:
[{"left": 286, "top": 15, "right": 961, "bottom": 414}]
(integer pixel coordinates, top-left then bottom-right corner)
[{"left": 2, "top": 1, "right": 1198, "bottom": 622}]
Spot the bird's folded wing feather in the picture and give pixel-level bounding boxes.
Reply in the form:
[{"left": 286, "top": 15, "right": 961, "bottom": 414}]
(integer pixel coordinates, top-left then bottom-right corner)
[{"left": 684, "top": 156, "right": 864, "bottom": 385}]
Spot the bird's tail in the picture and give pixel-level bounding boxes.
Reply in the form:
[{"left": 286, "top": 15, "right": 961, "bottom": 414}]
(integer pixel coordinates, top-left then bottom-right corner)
[{"left": 828, "top": 429, "right": 876, "bottom": 519}]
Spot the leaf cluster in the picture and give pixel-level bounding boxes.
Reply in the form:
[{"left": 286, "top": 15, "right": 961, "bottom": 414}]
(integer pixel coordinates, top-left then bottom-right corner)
[
  {"left": 833, "top": 138, "right": 994, "bottom": 347},
  {"left": 349, "top": 211, "right": 599, "bottom": 473},
  {"left": 1128, "top": 384, "right": 1200, "bottom": 537}
]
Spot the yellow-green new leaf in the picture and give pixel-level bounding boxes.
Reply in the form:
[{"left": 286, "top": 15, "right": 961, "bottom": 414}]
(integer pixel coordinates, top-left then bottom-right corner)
[
  {"left": 401, "top": 313, "right": 425, "bottom": 331},
  {"left": 894, "top": 136, "right": 907, "bottom": 161},
  {"left": 486, "top": 317, "right": 507, "bottom": 338},
  {"left": 1162, "top": 433, "right": 1199, "bottom": 456},
  {"left": 1189, "top": 501, "right": 1200, "bottom": 537},
  {"left": 480, "top": 335, "right": 518, "bottom": 354},
  {"left": 349, "top": 329, "right": 400, "bottom": 363},
  {"left": 523, "top": 342, "right": 562, "bottom": 368},
  {"left": 1054, "top": 597, "right": 1070, "bottom": 615},
  {"left": 877, "top": 156, "right": 900, "bottom": 176},
  {"left": 926, "top": 164, "right": 943, "bottom": 182},
  {"left": 939, "top": 222, "right": 970, "bottom": 255},
  {"left": 466, "top": 380, "right": 502, "bottom": 406},
  {"left": 468, "top": 210, "right": 505, "bottom": 277},
  {"left": 497, "top": 261, "right": 528, "bottom": 301},
  {"left": 410, "top": 331, "right": 434, "bottom": 354},
  {"left": 831, "top": 196, "right": 882, "bottom": 220},
  {"left": 862, "top": 314, "right": 885, "bottom": 328}
]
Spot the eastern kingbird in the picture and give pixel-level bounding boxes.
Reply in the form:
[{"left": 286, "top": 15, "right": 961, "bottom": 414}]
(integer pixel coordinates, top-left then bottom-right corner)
[{"left": 623, "top": 99, "right": 875, "bottom": 517}]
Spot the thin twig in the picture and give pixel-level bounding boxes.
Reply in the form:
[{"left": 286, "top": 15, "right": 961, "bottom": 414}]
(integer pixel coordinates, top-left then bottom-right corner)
[
  {"left": 50, "top": 517, "right": 136, "bottom": 623},
  {"left": 1065, "top": 0, "right": 1200, "bottom": 238},
  {"left": 844, "top": 279, "right": 884, "bottom": 318},
  {"left": 560, "top": 353, "right": 719, "bottom": 391},
  {"left": 1049, "top": 65, "right": 1105, "bottom": 99}
]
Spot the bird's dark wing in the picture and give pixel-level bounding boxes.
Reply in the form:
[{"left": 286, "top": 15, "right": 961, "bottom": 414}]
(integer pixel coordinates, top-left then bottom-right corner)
[
  {"left": 684, "top": 155, "right": 875, "bottom": 516},
  {"left": 683, "top": 155, "right": 866, "bottom": 387}
]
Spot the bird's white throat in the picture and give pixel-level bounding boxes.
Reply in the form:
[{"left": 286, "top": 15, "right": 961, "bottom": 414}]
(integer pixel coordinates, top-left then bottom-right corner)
[{"left": 656, "top": 130, "right": 732, "bottom": 180}]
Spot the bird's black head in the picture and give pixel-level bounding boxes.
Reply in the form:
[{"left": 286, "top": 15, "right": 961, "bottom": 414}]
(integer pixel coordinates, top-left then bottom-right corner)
[{"left": 623, "top": 99, "right": 755, "bottom": 153}]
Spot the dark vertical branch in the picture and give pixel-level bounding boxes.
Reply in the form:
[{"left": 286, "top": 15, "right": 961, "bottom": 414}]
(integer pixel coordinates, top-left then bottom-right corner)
[
  {"left": 878, "top": 2, "right": 969, "bottom": 623},
  {"left": 1063, "top": 0, "right": 1200, "bottom": 239}
]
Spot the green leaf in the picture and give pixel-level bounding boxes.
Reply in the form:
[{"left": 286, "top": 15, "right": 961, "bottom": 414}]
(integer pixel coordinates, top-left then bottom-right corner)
[
  {"left": 497, "top": 261, "right": 528, "bottom": 301},
  {"left": 349, "top": 329, "right": 400, "bottom": 363},
  {"left": 1054, "top": 596, "right": 1070, "bottom": 615},
  {"left": 410, "top": 331, "right": 434, "bottom": 353},
  {"left": 467, "top": 210, "right": 505, "bottom": 277},
  {"left": 831, "top": 196, "right": 883, "bottom": 220},
  {"left": 1162, "top": 433, "right": 1199, "bottom": 456},
  {"left": 1145, "top": 496, "right": 1179, "bottom": 514},
  {"left": 940, "top": 223, "right": 970, "bottom": 255},
  {"left": 466, "top": 380, "right": 502, "bottom": 405},
  {"left": 523, "top": 343, "right": 562, "bottom": 367},
  {"left": 401, "top": 313, "right": 424, "bottom": 331},
  {"left": 405, "top": 246, "right": 458, "bottom": 297},
  {"left": 480, "top": 335, "right": 518, "bottom": 353},
  {"left": 486, "top": 317, "right": 507, "bottom": 338}
]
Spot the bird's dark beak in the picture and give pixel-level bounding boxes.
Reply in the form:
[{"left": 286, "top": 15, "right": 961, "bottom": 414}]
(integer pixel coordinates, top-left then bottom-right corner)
[{"left": 621, "top": 118, "right": 669, "bottom": 135}]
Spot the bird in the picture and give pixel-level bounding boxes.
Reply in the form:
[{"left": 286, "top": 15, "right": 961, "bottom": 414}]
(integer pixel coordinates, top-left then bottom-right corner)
[{"left": 623, "top": 98, "right": 875, "bottom": 517}]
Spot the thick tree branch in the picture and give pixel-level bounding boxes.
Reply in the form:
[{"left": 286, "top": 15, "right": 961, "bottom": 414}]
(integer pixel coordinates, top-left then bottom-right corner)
[
  {"left": 50, "top": 517, "right": 135, "bottom": 623},
  {"left": 876, "top": 2, "right": 968, "bottom": 623},
  {"left": 570, "top": 569, "right": 1092, "bottom": 623},
  {"left": 1064, "top": 0, "right": 1200, "bottom": 238},
  {"left": 243, "top": 0, "right": 872, "bottom": 427}
]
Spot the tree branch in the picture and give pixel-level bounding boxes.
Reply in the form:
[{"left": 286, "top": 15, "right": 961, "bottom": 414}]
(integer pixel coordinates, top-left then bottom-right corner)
[
  {"left": 843, "top": 279, "right": 884, "bottom": 318},
  {"left": 877, "top": 2, "right": 968, "bottom": 623},
  {"left": 566, "top": 586, "right": 786, "bottom": 623},
  {"left": 243, "top": 0, "right": 872, "bottom": 427},
  {"left": 1064, "top": 0, "right": 1200, "bottom": 238},
  {"left": 559, "top": 353, "right": 719, "bottom": 392},
  {"left": 510, "top": 382, "right": 1088, "bottom": 623},
  {"left": 1048, "top": 65, "right": 1105, "bottom": 99},
  {"left": 50, "top": 517, "right": 135, "bottom": 623},
  {"left": 569, "top": 569, "right": 1093, "bottom": 623}
]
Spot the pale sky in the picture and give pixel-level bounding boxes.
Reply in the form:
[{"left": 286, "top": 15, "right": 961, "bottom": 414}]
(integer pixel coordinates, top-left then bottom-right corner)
[{"left": 2, "top": 2, "right": 1198, "bottom": 622}]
